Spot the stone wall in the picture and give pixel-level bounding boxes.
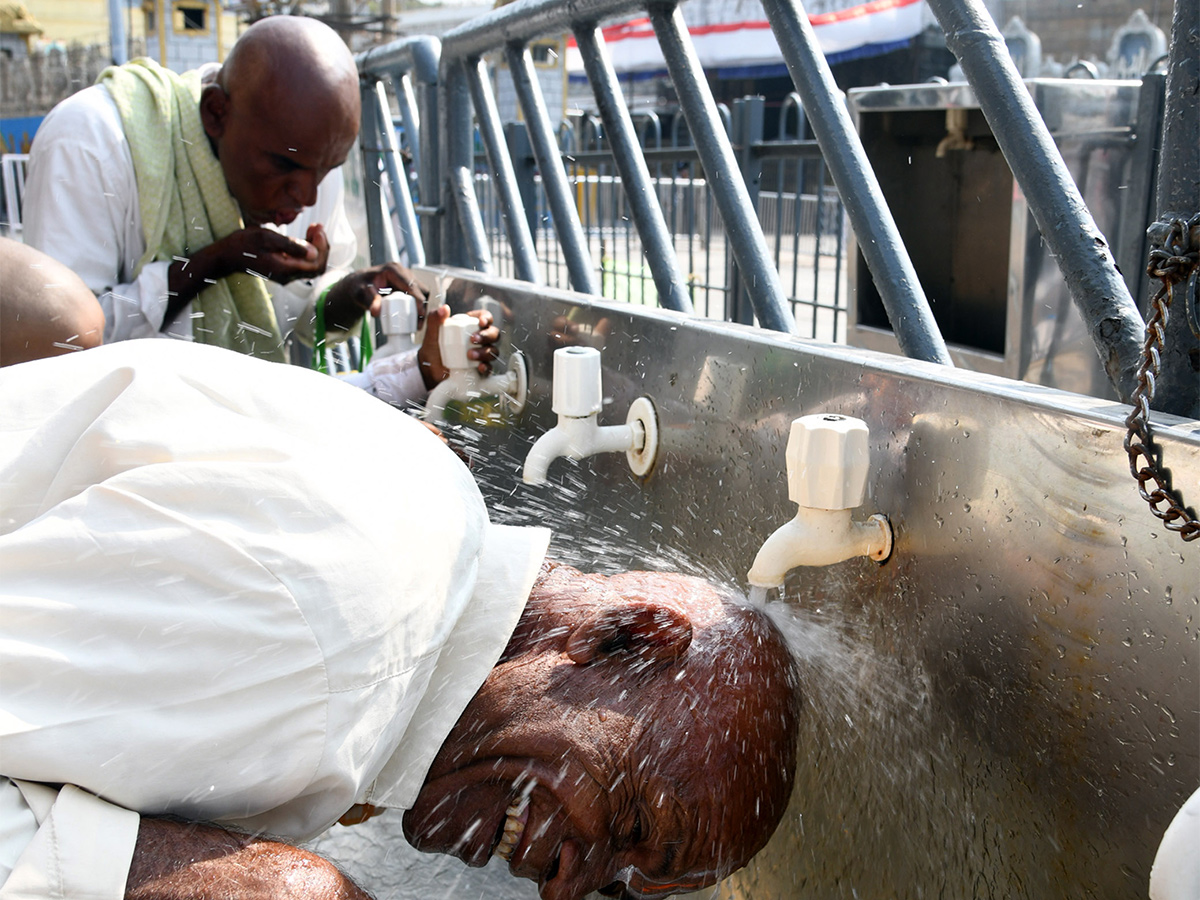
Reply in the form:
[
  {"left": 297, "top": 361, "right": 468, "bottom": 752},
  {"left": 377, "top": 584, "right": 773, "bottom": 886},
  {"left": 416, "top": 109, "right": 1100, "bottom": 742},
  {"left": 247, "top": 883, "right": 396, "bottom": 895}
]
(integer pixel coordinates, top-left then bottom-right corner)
[{"left": 0, "top": 40, "right": 145, "bottom": 120}]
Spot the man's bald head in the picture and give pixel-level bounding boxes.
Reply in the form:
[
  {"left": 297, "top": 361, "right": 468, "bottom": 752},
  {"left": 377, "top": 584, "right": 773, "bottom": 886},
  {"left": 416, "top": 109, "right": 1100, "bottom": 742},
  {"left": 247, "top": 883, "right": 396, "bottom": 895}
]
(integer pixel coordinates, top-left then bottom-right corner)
[
  {"left": 406, "top": 562, "right": 801, "bottom": 900},
  {"left": 219, "top": 16, "right": 359, "bottom": 111},
  {"left": 0, "top": 237, "right": 103, "bottom": 366},
  {"left": 200, "top": 16, "right": 360, "bottom": 226}
]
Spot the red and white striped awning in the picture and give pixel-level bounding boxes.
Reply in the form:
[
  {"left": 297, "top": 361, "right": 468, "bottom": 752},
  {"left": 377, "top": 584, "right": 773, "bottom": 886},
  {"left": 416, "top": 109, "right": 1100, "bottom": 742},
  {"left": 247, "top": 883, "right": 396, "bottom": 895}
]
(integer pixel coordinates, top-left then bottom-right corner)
[{"left": 567, "top": 0, "right": 929, "bottom": 78}]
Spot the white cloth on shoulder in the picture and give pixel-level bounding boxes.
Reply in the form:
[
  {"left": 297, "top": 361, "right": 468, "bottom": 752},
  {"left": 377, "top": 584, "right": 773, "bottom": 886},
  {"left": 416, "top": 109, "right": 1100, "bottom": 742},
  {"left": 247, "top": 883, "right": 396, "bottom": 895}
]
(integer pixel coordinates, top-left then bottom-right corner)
[{"left": 0, "top": 341, "right": 549, "bottom": 897}]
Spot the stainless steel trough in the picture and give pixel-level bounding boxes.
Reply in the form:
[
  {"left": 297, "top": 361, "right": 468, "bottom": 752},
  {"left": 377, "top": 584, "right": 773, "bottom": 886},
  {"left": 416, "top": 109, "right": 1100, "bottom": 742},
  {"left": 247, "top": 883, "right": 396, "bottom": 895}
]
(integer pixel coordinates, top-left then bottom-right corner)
[{"left": 314, "top": 266, "right": 1197, "bottom": 899}]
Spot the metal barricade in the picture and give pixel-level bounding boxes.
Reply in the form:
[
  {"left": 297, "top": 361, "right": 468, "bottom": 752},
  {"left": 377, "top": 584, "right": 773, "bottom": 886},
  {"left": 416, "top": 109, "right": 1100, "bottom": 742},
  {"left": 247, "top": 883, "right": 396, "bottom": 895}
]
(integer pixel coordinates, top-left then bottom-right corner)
[
  {"left": 429, "top": 0, "right": 954, "bottom": 353},
  {"left": 353, "top": 0, "right": 1187, "bottom": 405},
  {"left": 355, "top": 36, "right": 441, "bottom": 267},
  {"left": 0, "top": 153, "right": 29, "bottom": 239}
]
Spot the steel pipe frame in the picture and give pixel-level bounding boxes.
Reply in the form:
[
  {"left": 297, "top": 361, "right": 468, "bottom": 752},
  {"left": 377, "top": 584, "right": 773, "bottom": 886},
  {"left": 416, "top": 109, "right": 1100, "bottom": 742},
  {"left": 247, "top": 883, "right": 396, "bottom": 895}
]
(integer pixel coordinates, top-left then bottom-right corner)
[
  {"left": 1151, "top": 0, "right": 1199, "bottom": 417},
  {"left": 439, "top": 59, "right": 473, "bottom": 270},
  {"left": 649, "top": 2, "right": 795, "bottom": 333},
  {"left": 759, "top": 0, "right": 952, "bottom": 365},
  {"left": 572, "top": 24, "right": 694, "bottom": 313},
  {"left": 923, "top": 0, "right": 1147, "bottom": 403},
  {"left": 371, "top": 80, "right": 424, "bottom": 267},
  {"left": 505, "top": 41, "right": 599, "bottom": 296},
  {"left": 439, "top": 0, "right": 702, "bottom": 313},
  {"left": 450, "top": 164, "right": 494, "bottom": 273},
  {"left": 359, "top": 80, "right": 402, "bottom": 267},
  {"left": 465, "top": 57, "right": 541, "bottom": 283},
  {"left": 356, "top": 37, "right": 441, "bottom": 264}
]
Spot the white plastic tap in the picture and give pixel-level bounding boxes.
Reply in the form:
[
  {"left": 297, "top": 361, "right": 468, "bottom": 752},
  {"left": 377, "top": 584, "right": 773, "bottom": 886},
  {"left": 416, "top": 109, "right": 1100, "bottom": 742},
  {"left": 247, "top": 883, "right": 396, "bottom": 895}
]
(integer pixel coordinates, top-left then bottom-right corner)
[
  {"left": 424, "top": 313, "right": 527, "bottom": 422},
  {"left": 376, "top": 290, "right": 420, "bottom": 357},
  {"left": 747, "top": 413, "right": 892, "bottom": 588},
  {"left": 522, "top": 347, "right": 658, "bottom": 485}
]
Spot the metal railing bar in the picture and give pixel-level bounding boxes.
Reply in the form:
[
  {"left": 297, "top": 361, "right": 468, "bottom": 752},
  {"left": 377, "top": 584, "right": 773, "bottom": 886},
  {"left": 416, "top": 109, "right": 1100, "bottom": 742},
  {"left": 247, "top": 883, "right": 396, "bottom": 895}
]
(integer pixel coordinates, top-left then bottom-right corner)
[
  {"left": 649, "top": 3, "right": 794, "bottom": 333},
  {"left": 466, "top": 56, "right": 541, "bottom": 283},
  {"left": 359, "top": 83, "right": 403, "bottom": 266},
  {"left": 925, "top": 0, "right": 1145, "bottom": 400},
  {"left": 371, "top": 80, "right": 425, "bottom": 266},
  {"left": 392, "top": 78, "right": 421, "bottom": 176},
  {"left": 355, "top": 37, "right": 440, "bottom": 264},
  {"left": 505, "top": 41, "right": 598, "bottom": 294},
  {"left": 439, "top": 59, "right": 473, "bottom": 268},
  {"left": 357, "top": 35, "right": 440, "bottom": 83},
  {"left": 759, "top": 0, "right": 951, "bottom": 364},
  {"left": 451, "top": 164, "right": 494, "bottom": 273},
  {"left": 573, "top": 22, "right": 693, "bottom": 313},
  {"left": 440, "top": 0, "right": 645, "bottom": 60}
]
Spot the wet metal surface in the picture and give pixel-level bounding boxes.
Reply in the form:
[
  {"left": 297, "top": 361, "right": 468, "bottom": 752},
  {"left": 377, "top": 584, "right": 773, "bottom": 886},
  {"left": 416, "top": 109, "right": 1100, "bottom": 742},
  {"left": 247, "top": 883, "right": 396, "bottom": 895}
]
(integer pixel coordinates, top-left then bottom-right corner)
[{"left": 333, "top": 266, "right": 1197, "bottom": 898}]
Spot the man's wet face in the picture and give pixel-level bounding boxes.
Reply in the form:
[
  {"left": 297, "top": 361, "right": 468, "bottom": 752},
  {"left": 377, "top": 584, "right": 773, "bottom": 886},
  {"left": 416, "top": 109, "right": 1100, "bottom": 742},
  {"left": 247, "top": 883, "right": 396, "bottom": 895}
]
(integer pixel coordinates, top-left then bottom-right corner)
[
  {"left": 403, "top": 566, "right": 798, "bottom": 900},
  {"left": 204, "top": 81, "right": 358, "bottom": 228}
]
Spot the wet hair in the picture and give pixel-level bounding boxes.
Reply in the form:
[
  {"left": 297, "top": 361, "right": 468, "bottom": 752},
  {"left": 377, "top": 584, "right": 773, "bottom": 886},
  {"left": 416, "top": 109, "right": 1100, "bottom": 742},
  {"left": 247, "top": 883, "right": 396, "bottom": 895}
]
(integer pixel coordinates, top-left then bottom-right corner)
[{"left": 629, "top": 590, "right": 801, "bottom": 886}]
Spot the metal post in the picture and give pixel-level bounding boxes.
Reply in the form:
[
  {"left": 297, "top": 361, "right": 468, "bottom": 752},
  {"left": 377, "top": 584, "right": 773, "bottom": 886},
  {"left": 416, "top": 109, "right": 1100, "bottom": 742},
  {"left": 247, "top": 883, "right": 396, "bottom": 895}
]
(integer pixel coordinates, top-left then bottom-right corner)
[
  {"left": 360, "top": 80, "right": 402, "bottom": 266},
  {"left": 466, "top": 57, "right": 540, "bottom": 284},
  {"left": 506, "top": 41, "right": 599, "bottom": 295},
  {"left": 923, "top": 0, "right": 1147, "bottom": 402},
  {"left": 358, "top": 38, "right": 443, "bottom": 265},
  {"left": 729, "top": 95, "right": 767, "bottom": 326},
  {"left": 573, "top": 23, "right": 693, "bottom": 313},
  {"left": 439, "top": 59, "right": 474, "bottom": 270},
  {"left": 1115, "top": 72, "right": 1165, "bottom": 313},
  {"left": 504, "top": 123, "right": 540, "bottom": 244},
  {"left": 759, "top": 0, "right": 951, "bottom": 364},
  {"left": 450, "top": 166, "right": 494, "bottom": 274},
  {"left": 107, "top": 0, "right": 127, "bottom": 65},
  {"left": 416, "top": 74, "right": 440, "bottom": 265},
  {"left": 651, "top": 5, "right": 794, "bottom": 333},
  {"left": 1151, "top": 0, "right": 1199, "bottom": 417},
  {"left": 373, "top": 81, "right": 424, "bottom": 267},
  {"left": 391, "top": 72, "right": 421, "bottom": 178}
]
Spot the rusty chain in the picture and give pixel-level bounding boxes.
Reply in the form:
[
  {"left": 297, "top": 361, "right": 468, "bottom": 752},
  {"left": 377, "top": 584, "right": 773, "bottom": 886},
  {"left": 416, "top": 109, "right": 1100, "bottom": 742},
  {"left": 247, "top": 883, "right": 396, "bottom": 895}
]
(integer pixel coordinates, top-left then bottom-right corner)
[{"left": 1122, "top": 213, "right": 1200, "bottom": 542}]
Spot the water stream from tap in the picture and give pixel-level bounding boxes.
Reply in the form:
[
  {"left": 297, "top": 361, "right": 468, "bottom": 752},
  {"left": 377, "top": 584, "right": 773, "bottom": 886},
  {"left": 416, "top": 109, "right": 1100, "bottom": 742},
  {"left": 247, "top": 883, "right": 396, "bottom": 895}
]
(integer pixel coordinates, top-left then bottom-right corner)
[{"left": 402, "top": 420, "right": 1021, "bottom": 900}]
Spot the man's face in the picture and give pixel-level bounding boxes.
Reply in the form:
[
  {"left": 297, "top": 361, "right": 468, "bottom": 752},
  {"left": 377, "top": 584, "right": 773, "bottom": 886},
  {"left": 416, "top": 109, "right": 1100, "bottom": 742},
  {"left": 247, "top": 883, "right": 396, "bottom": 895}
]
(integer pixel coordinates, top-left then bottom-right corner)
[
  {"left": 200, "top": 79, "right": 358, "bottom": 228},
  {"left": 403, "top": 567, "right": 795, "bottom": 900}
]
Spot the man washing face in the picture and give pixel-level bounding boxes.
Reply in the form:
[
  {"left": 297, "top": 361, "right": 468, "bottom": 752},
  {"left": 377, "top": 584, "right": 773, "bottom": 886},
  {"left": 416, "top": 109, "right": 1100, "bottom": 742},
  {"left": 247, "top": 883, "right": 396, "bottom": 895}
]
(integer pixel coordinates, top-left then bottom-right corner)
[
  {"left": 23, "top": 15, "right": 496, "bottom": 400},
  {"left": 0, "top": 340, "right": 800, "bottom": 900}
]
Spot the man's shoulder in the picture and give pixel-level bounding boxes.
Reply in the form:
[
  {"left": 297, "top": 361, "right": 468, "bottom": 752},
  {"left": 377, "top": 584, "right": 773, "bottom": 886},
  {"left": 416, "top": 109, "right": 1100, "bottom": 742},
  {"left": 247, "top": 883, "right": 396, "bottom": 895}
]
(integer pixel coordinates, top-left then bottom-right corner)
[{"left": 34, "top": 85, "right": 125, "bottom": 152}]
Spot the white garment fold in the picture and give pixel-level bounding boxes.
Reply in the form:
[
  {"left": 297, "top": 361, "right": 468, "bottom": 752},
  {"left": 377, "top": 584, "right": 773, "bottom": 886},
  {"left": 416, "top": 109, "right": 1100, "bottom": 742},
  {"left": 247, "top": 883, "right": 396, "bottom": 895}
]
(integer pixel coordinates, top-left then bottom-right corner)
[{"left": 0, "top": 341, "right": 549, "bottom": 897}]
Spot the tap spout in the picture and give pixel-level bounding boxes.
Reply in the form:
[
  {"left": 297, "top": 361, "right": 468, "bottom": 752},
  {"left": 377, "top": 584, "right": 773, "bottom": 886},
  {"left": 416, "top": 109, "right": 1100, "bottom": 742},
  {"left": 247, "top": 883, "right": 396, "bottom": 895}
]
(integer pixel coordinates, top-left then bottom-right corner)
[
  {"left": 522, "top": 414, "right": 643, "bottom": 485},
  {"left": 747, "top": 509, "right": 892, "bottom": 588},
  {"left": 425, "top": 366, "right": 523, "bottom": 423}
]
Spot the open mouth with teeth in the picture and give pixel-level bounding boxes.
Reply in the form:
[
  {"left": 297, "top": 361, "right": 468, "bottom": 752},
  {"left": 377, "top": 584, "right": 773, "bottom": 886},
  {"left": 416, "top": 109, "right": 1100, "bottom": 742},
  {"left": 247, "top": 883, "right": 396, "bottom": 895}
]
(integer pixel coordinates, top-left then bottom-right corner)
[{"left": 493, "top": 794, "right": 530, "bottom": 862}]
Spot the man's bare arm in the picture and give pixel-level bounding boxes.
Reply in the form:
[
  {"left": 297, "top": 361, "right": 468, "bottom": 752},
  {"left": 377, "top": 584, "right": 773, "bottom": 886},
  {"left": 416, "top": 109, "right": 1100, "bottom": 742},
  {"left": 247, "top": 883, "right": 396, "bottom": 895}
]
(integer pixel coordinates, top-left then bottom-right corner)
[{"left": 126, "top": 817, "right": 372, "bottom": 900}]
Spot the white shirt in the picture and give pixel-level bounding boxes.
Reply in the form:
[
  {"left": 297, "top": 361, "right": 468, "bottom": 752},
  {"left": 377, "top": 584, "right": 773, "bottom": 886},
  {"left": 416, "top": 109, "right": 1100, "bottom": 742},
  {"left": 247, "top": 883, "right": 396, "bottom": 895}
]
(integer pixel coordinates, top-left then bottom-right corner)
[
  {"left": 22, "top": 84, "right": 429, "bottom": 405},
  {"left": 0, "top": 341, "right": 550, "bottom": 897}
]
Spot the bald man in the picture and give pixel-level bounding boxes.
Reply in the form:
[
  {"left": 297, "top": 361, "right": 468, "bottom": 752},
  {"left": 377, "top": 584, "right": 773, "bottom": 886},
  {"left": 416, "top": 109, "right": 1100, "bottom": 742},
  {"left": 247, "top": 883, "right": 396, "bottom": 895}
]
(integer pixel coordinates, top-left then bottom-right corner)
[
  {"left": 0, "top": 237, "right": 103, "bottom": 366},
  {"left": 0, "top": 340, "right": 801, "bottom": 900},
  {"left": 23, "top": 16, "right": 493, "bottom": 393}
]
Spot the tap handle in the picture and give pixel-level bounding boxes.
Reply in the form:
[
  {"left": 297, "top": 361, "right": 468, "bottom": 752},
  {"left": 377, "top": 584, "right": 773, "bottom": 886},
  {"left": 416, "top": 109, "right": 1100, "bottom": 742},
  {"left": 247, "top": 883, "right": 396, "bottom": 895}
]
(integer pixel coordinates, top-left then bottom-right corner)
[
  {"left": 552, "top": 346, "right": 603, "bottom": 417},
  {"left": 439, "top": 313, "right": 479, "bottom": 371},
  {"left": 788, "top": 414, "right": 870, "bottom": 510},
  {"left": 380, "top": 293, "right": 419, "bottom": 337}
]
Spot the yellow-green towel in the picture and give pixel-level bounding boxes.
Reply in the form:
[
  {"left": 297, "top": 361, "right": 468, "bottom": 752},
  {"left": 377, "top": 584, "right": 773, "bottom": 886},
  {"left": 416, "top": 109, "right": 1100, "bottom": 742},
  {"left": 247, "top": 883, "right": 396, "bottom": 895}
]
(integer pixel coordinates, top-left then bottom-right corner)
[{"left": 100, "top": 58, "right": 285, "bottom": 362}]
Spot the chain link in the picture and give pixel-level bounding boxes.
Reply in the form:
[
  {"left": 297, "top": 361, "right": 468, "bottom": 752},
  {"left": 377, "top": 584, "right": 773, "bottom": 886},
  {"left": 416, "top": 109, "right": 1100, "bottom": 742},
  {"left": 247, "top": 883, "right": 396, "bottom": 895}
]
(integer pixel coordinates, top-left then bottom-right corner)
[{"left": 1123, "top": 213, "right": 1200, "bottom": 542}]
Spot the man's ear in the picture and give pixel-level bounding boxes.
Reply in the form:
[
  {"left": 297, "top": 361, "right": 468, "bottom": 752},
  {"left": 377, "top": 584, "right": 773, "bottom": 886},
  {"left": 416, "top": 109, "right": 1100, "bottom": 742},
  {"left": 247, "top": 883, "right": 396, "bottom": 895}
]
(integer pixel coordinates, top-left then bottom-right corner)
[
  {"left": 566, "top": 601, "right": 692, "bottom": 666},
  {"left": 199, "top": 84, "right": 229, "bottom": 140}
]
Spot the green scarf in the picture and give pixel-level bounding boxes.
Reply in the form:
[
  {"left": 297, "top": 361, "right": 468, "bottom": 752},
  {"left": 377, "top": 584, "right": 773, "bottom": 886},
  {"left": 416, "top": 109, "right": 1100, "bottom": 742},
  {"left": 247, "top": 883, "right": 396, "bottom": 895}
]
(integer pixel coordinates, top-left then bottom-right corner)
[{"left": 99, "top": 58, "right": 285, "bottom": 362}]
